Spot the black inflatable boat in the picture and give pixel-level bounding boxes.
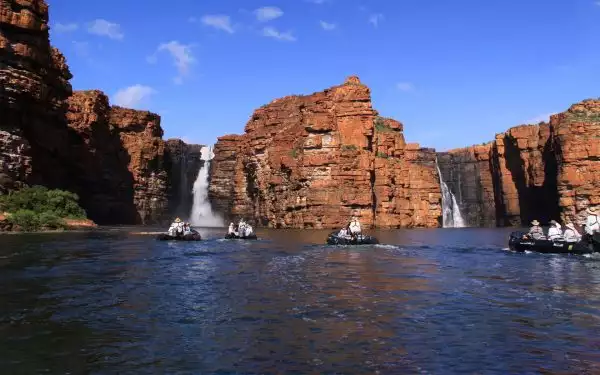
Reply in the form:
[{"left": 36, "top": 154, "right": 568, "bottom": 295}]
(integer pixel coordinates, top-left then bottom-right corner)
[
  {"left": 508, "top": 231, "right": 600, "bottom": 255},
  {"left": 326, "top": 232, "right": 379, "bottom": 245},
  {"left": 224, "top": 233, "right": 258, "bottom": 240},
  {"left": 156, "top": 230, "right": 202, "bottom": 241}
]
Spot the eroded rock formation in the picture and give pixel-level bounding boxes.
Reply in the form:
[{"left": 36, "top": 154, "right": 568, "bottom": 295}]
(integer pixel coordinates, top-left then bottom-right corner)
[
  {"left": 209, "top": 77, "right": 442, "bottom": 228},
  {"left": 165, "top": 139, "right": 205, "bottom": 218},
  {"left": 0, "top": 0, "right": 170, "bottom": 224},
  {"left": 0, "top": 0, "right": 71, "bottom": 192},
  {"left": 437, "top": 99, "right": 599, "bottom": 227}
]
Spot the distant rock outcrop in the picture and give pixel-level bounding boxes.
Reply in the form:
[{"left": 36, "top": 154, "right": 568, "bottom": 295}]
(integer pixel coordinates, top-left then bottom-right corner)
[{"left": 209, "top": 76, "right": 442, "bottom": 228}]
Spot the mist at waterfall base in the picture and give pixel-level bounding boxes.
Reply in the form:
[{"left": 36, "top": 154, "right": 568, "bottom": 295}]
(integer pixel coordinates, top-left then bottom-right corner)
[
  {"left": 436, "top": 160, "right": 466, "bottom": 228},
  {"left": 189, "top": 146, "right": 224, "bottom": 227}
]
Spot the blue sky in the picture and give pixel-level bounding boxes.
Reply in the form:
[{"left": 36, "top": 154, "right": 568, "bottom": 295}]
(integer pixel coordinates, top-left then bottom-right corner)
[{"left": 48, "top": 0, "right": 600, "bottom": 151}]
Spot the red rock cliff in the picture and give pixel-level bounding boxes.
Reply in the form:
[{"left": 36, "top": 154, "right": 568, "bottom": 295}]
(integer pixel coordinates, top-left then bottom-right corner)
[
  {"left": 437, "top": 98, "right": 599, "bottom": 227},
  {"left": 551, "top": 100, "right": 600, "bottom": 225},
  {"left": 209, "top": 77, "right": 442, "bottom": 228},
  {"left": 0, "top": 0, "right": 170, "bottom": 224}
]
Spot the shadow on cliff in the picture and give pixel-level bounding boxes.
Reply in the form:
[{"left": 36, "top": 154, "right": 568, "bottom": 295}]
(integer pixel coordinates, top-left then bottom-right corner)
[
  {"left": 24, "top": 117, "right": 139, "bottom": 225},
  {"left": 501, "top": 133, "right": 560, "bottom": 226}
]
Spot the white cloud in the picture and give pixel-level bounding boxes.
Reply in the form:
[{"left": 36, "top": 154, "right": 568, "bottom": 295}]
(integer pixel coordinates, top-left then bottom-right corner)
[
  {"left": 54, "top": 22, "right": 78, "bottom": 33},
  {"left": 201, "top": 14, "right": 235, "bottom": 34},
  {"left": 524, "top": 113, "right": 556, "bottom": 125},
  {"left": 368, "top": 13, "right": 384, "bottom": 27},
  {"left": 254, "top": 6, "right": 284, "bottom": 22},
  {"left": 396, "top": 82, "right": 415, "bottom": 92},
  {"left": 87, "top": 19, "right": 124, "bottom": 40},
  {"left": 262, "top": 27, "right": 297, "bottom": 41},
  {"left": 320, "top": 21, "right": 336, "bottom": 30},
  {"left": 149, "top": 41, "right": 195, "bottom": 84},
  {"left": 112, "top": 85, "right": 156, "bottom": 109}
]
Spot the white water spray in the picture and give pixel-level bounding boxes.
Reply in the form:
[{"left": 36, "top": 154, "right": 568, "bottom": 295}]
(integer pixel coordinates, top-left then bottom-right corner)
[
  {"left": 436, "top": 159, "right": 466, "bottom": 228},
  {"left": 190, "top": 146, "right": 224, "bottom": 227}
]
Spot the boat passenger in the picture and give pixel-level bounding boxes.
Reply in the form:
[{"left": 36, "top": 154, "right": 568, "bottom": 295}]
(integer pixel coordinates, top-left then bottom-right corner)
[
  {"left": 547, "top": 220, "right": 563, "bottom": 241},
  {"left": 527, "top": 219, "right": 545, "bottom": 240},
  {"left": 563, "top": 222, "right": 582, "bottom": 243},
  {"left": 348, "top": 216, "right": 362, "bottom": 237},
  {"left": 242, "top": 223, "right": 254, "bottom": 237},
  {"left": 168, "top": 217, "right": 184, "bottom": 237},
  {"left": 183, "top": 222, "right": 192, "bottom": 236},
  {"left": 584, "top": 207, "right": 600, "bottom": 235},
  {"left": 228, "top": 222, "right": 238, "bottom": 236},
  {"left": 338, "top": 227, "right": 349, "bottom": 238},
  {"left": 238, "top": 218, "right": 246, "bottom": 237}
]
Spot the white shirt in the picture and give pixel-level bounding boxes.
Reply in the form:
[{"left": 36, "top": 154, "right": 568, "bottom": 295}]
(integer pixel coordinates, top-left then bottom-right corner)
[
  {"left": 228, "top": 224, "right": 236, "bottom": 234},
  {"left": 349, "top": 221, "right": 361, "bottom": 234},
  {"left": 564, "top": 227, "right": 581, "bottom": 242},
  {"left": 548, "top": 226, "right": 563, "bottom": 240},
  {"left": 585, "top": 215, "right": 599, "bottom": 235}
]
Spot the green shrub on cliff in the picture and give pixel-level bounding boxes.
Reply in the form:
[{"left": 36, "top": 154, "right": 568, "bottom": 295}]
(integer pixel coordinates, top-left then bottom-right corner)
[
  {"left": 0, "top": 186, "right": 86, "bottom": 219},
  {"left": 0, "top": 186, "right": 87, "bottom": 231}
]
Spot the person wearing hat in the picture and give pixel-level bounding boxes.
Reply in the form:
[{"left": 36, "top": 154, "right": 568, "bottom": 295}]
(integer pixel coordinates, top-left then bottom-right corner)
[
  {"left": 563, "top": 222, "right": 582, "bottom": 243},
  {"left": 348, "top": 216, "right": 362, "bottom": 238},
  {"left": 584, "top": 207, "right": 600, "bottom": 235},
  {"left": 237, "top": 218, "right": 246, "bottom": 237},
  {"left": 168, "top": 217, "right": 184, "bottom": 237},
  {"left": 527, "top": 219, "right": 545, "bottom": 240},
  {"left": 547, "top": 220, "right": 563, "bottom": 241}
]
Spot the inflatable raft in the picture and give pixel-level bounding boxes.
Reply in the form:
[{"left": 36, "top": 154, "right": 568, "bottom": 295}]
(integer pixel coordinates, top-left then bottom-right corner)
[
  {"left": 156, "top": 230, "right": 202, "bottom": 241},
  {"left": 508, "top": 231, "right": 599, "bottom": 254},
  {"left": 326, "top": 232, "right": 379, "bottom": 245},
  {"left": 224, "top": 233, "right": 258, "bottom": 240}
]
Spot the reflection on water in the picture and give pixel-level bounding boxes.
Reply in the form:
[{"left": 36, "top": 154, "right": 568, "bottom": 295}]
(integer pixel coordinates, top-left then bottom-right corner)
[{"left": 2, "top": 227, "right": 600, "bottom": 373}]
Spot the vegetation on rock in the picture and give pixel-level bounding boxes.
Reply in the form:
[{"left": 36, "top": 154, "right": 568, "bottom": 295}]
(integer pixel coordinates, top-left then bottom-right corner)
[{"left": 0, "top": 186, "right": 88, "bottom": 231}]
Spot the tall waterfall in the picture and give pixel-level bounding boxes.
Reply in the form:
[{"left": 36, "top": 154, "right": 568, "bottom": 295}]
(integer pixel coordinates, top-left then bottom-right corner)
[
  {"left": 190, "top": 146, "right": 224, "bottom": 227},
  {"left": 436, "top": 159, "right": 466, "bottom": 228}
]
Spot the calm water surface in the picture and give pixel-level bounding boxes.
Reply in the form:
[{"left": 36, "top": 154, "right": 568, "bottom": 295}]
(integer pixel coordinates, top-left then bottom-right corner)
[{"left": 2, "top": 227, "right": 600, "bottom": 374}]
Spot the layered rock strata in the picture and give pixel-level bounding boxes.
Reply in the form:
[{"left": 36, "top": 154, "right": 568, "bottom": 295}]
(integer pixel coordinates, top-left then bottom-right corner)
[
  {"left": 0, "top": 0, "right": 170, "bottom": 224},
  {"left": 209, "top": 77, "right": 442, "bottom": 228},
  {"left": 165, "top": 139, "right": 205, "bottom": 218},
  {"left": 437, "top": 99, "right": 599, "bottom": 227}
]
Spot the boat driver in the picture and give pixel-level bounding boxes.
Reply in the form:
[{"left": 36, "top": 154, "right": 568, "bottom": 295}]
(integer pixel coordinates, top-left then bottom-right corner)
[{"left": 526, "top": 219, "right": 544, "bottom": 240}]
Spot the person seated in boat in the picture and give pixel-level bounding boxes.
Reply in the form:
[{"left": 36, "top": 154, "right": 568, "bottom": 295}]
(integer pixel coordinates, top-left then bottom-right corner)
[
  {"left": 348, "top": 216, "right": 362, "bottom": 238},
  {"left": 237, "top": 218, "right": 246, "bottom": 237},
  {"left": 547, "top": 220, "right": 563, "bottom": 241},
  {"left": 526, "top": 219, "right": 545, "bottom": 240},
  {"left": 242, "top": 222, "right": 254, "bottom": 237},
  {"left": 228, "top": 222, "right": 238, "bottom": 236},
  {"left": 183, "top": 222, "right": 192, "bottom": 236},
  {"left": 584, "top": 207, "right": 600, "bottom": 235},
  {"left": 168, "top": 217, "right": 184, "bottom": 237},
  {"left": 338, "top": 227, "right": 350, "bottom": 238},
  {"left": 563, "top": 222, "right": 582, "bottom": 243}
]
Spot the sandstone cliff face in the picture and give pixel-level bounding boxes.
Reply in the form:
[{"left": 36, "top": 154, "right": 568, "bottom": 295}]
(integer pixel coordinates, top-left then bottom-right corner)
[
  {"left": 0, "top": 0, "right": 170, "bottom": 224},
  {"left": 0, "top": 0, "right": 71, "bottom": 192},
  {"left": 165, "top": 139, "right": 205, "bottom": 217},
  {"left": 437, "top": 98, "right": 600, "bottom": 227},
  {"left": 437, "top": 143, "right": 496, "bottom": 227},
  {"left": 209, "top": 77, "right": 442, "bottom": 228},
  {"left": 109, "top": 107, "right": 168, "bottom": 224},
  {"left": 552, "top": 100, "right": 600, "bottom": 225}
]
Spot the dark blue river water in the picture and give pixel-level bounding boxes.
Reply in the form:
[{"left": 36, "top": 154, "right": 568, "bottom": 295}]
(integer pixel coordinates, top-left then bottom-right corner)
[{"left": 2, "top": 227, "right": 600, "bottom": 374}]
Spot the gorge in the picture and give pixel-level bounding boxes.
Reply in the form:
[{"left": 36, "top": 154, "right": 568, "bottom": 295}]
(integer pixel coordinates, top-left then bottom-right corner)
[{"left": 1, "top": 0, "right": 599, "bottom": 229}]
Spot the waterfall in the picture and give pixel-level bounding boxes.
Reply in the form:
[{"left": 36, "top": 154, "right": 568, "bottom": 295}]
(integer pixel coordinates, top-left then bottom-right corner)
[
  {"left": 436, "top": 159, "right": 466, "bottom": 228},
  {"left": 190, "top": 146, "right": 224, "bottom": 227}
]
